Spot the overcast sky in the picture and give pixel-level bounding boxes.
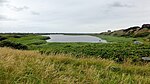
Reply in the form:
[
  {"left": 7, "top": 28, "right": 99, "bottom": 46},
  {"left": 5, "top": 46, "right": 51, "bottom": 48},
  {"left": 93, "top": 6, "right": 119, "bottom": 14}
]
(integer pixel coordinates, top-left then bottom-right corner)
[{"left": 0, "top": 0, "right": 150, "bottom": 33}]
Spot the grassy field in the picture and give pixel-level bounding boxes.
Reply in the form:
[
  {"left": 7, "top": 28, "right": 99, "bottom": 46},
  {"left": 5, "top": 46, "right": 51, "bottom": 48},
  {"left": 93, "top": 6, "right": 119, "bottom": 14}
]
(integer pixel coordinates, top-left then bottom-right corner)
[
  {"left": 0, "top": 34, "right": 150, "bottom": 62},
  {"left": 31, "top": 35, "right": 149, "bottom": 62},
  {"left": 1, "top": 34, "right": 49, "bottom": 45},
  {"left": 0, "top": 34, "right": 150, "bottom": 83},
  {"left": 1, "top": 47, "right": 150, "bottom": 84},
  {"left": 94, "top": 35, "right": 147, "bottom": 43}
]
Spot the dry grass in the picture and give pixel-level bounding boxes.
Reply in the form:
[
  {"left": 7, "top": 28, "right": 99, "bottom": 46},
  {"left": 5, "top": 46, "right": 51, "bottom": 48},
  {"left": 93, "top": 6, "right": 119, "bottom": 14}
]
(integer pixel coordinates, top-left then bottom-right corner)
[{"left": 0, "top": 47, "right": 150, "bottom": 84}]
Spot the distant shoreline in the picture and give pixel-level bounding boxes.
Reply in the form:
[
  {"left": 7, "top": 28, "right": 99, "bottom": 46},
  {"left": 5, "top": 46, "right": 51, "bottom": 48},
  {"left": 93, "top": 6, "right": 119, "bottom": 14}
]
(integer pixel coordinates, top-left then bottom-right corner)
[{"left": 0, "top": 33, "right": 100, "bottom": 35}]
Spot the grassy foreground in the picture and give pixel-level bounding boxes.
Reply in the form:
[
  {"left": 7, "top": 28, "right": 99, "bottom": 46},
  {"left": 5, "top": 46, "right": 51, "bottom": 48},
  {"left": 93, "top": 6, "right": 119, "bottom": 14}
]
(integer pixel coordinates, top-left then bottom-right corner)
[{"left": 1, "top": 48, "right": 150, "bottom": 84}]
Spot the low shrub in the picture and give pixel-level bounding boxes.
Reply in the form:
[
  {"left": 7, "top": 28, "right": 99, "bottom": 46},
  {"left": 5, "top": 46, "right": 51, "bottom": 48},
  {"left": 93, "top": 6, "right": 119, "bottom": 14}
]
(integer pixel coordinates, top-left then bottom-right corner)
[
  {"left": 40, "top": 36, "right": 50, "bottom": 40},
  {"left": 37, "top": 43, "right": 150, "bottom": 63},
  {"left": 146, "top": 35, "right": 150, "bottom": 41},
  {"left": 11, "top": 35, "right": 23, "bottom": 38},
  {"left": 0, "top": 40, "right": 28, "bottom": 50},
  {"left": 134, "top": 32, "right": 150, "bottom": 37},
  {"left": 0, "top": 36, "right": 7, "bottom": 41}
]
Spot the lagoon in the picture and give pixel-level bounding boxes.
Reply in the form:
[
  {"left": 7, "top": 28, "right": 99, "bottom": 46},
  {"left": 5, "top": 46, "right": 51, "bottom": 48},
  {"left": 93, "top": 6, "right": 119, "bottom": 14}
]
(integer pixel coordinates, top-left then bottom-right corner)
[{"left": 44, "top": 35, "right": 107, "bottom": 43}]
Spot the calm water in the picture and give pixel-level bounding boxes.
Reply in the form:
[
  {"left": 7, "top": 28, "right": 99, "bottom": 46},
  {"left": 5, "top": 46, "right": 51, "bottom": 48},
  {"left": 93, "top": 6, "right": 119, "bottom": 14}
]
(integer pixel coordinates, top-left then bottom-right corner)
[{"left": 44, "top": 35, "right": 107, "bottom": 43}]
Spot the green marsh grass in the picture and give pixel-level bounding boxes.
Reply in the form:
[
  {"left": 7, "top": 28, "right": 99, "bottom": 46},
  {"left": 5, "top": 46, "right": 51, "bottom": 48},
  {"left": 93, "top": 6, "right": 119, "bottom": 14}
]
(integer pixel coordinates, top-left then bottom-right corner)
[
  {"left": 4, "top": 34, "right": 49, "bottom": 45},
  {"left": 1, "top": 34, "right": 149, "bottom": 62},
  {"left": 36, "top": 42, "right": 150, "bottom": 62}
]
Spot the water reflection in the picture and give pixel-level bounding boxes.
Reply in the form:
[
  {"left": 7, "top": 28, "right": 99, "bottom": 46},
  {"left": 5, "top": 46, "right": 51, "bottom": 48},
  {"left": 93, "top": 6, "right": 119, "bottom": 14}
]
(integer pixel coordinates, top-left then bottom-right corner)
[{"left": 44, "top": 35, "right": 107, "bottom": 43}]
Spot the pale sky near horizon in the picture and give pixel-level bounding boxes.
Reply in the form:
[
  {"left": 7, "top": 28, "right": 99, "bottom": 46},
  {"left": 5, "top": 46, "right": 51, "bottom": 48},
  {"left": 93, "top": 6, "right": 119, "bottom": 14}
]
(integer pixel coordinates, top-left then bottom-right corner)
[{"left": 0, "top": 0, "right": 150, "bottom": 33}]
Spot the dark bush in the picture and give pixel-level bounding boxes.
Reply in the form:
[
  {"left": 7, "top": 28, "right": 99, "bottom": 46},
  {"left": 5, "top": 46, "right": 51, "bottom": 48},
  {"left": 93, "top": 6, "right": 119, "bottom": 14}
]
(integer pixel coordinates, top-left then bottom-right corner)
[
  {"left": 11, "top": 35, "right": 22, "bottom": 38},
  {"left": 0, "top": 40, "right": 28, "bottom": 50},
  {"left": 0, "top": 36, "right": 7, "bottom": 41},
  {"left": 142, "top": 24, "right": 150, "bottom": 29},
  {"left": 134, "top": 32, "right": 150, "bottom": 37},
  {"left": 40, "top": 36, "right": 50, "bottom": 40},
  {"left": 9, "top": 35, "right": 27, "bottom": 38}
]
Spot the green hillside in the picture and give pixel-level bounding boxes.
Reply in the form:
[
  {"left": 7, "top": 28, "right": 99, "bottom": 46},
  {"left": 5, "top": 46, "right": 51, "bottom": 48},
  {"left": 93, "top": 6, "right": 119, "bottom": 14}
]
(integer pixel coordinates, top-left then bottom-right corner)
[{"left": 100, "top": 24, "right": 150, "bottom": 41}]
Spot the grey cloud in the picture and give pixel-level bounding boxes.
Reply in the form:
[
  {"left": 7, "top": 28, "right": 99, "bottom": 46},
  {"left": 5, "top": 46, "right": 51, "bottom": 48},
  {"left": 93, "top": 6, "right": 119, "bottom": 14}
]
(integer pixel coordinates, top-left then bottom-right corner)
[
  {"left": 31, "top": 11, "right": 40, "bottom": 15},
  {"left": 5, "top": 4, "right": 39, "bottom": 16},
  {"left": 5, "top": 4, "right": 40, "bottom": 16},
  {"left": 0, "top": 0, "right": 7, "bottom": 3},
  {"left": 0, "top": 15, "right": 12, "bottom": 21},
  {"left": 6, "top": 4, "right": 29, "bottom": 12},
  {"left": 109, "top": 2, "right": 133, "bottom": 8},
  {"left": 0, "top": 0, "right": 7, "bottom": 6},
  {"left": 0, "top": 15, "right": 8, "bottom": 20},
  {"left": 1, "top": 0, "right": 150, "bottom": 33},
  {"left": 13, "top": 6, "right": 29, "bottom": 11}
]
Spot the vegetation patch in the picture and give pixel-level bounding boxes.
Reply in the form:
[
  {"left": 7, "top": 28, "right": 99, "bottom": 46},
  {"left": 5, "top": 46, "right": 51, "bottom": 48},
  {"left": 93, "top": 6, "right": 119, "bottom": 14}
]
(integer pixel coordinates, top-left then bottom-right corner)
[
  {"left": 37, "top": 42, "right": 150, "bottom": 62},
  {"left": 0, "top": 33, "right": 149, "bottom": 83},
  {"left": 0, "top": 36, "right": 7, "bottom": 41},
  {"left": 0, "top": 40, "right": 28, "bottom": 50},
  {"left": 0, "top": 48, "right": 150, "bottom": 84},
  {"left": 0, "top": 34, "right": 149, "bottom": 63}
]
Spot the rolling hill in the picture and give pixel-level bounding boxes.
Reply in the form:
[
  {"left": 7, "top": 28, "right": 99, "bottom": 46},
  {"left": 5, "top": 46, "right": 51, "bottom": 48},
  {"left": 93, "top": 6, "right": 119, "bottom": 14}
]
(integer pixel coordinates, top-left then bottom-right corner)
[{"left": 100, "top": 24, "right": 150, "bottom": 39}]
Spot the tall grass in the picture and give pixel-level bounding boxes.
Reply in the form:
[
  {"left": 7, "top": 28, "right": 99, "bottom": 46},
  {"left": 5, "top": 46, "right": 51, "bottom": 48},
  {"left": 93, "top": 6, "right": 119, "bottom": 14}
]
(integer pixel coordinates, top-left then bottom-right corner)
[{"left": 0, "top": 47, "right": 150, "bottom": 84}]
